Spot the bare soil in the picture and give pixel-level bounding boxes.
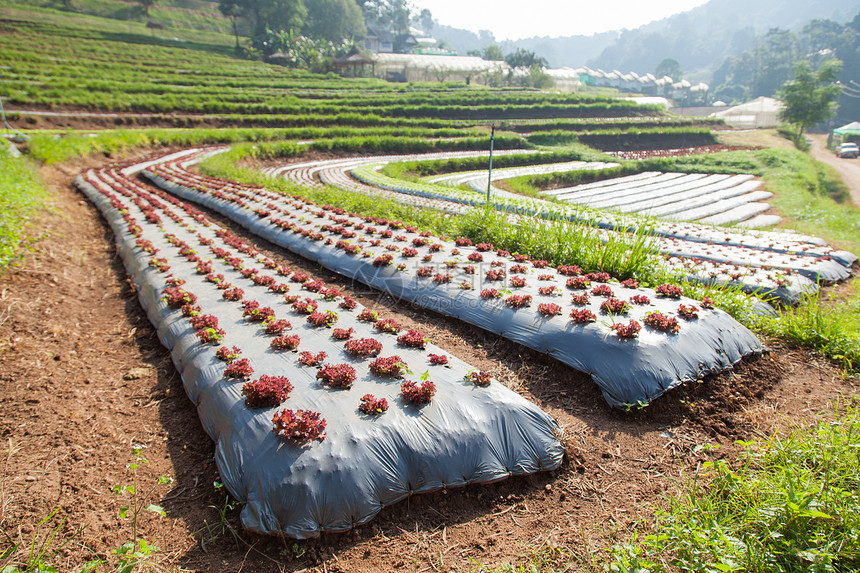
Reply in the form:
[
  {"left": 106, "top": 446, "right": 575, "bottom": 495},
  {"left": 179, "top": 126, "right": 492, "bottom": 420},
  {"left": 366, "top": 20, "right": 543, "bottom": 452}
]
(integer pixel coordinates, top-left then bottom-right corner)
[{"left": 0, "top": 152, "right": 857, "bottom": 573}]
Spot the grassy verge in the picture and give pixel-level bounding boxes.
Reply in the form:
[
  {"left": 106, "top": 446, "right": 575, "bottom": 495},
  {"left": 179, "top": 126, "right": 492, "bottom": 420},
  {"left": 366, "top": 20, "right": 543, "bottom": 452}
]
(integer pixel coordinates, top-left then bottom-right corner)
[
  {"left": 0, "top": 147, "right": 48, "bottom": 272},
  {"left": 200, "top": 149, "right": 667, "bottom": 282},
  {"left": 609, "top": 408, "right": 860, "bottom": 572}
]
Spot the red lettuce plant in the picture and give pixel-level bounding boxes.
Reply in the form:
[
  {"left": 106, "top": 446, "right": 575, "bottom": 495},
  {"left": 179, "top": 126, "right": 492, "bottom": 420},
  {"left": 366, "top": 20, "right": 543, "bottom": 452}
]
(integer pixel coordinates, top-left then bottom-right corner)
[
  {"left": 224, "top": 358, "right": 253, "bottom": 379},
  {"left": 586, "top": 272, "right": 611, "bottom": 283},
  {"left": 307, "top": 310, "right": 338, "bottom": 327},
  {"left": 396, "top": 330, "right": 426, "bottom": 349},
  {"left": 243, "top": 375, "right": 293, "bottom": 408},
  {"left": 181, "top": 304, "right": 201, "bottom": 317},
  {"left": 373, "top": 254, "right": 394, "bottom": 267},
  {"left": 510, "top": 264, "right": 528, "bottom": 274},
  {"left": 591, "top": 284, "right": 614, "bottom": 298},
  {"left": 485, "top": 269, "right": 506, "bottom": 281},
  {"left": 400, "top": 380, "right": 436, "bottom": 405},
  {"left": 428, "top": 353, "right": 448, "bottom": 365},
  {"left": 345, "top": 338, "right": 383, "bottom": 357},
  {"left": 630, "top": 294, "right": 651, "bottom": 305},
  {"left": 416, "top": 266, "right": 433, "bottom": 278},
  {"left": 643, "top": 312, "right": 680, "bottom": 334},
  {"left": 339, "top": 296, "right": 357, "bottom": 311},
  {"left": 401, "top": 247, "right": 418, "bottom": 257},
  {"left": 272, "top": 409, "right": 326, "bottom": 442},
  {"left": 467, "top": 252, "right": 483, "bottom": 262},
  {"left": 466, "top": 371, "right": 492, "bottom": 387},
  {"left": 538, "top": 274, "right": 554, "bottom": 281},
  {"left": 621, "top": 278, "right": 639, "bottom": 289},
  {"left": 358, "top": 394, "right": 388, "bottom": 415},
  {"left": 291, "top": 297, "right": 318, "bottom": 315},
  {"left": 701, "top": 296, "right": 715, "bottom": 309},
  {"left": 570, "top": 293, "right": 590, "bottom": 306},
  {"left": 480, "top": 288, "right": 501, "bottom": 300},
  {"left": 265, "top": 319, "right": 292, "bottom": 335},
  {"left": 566, "top": 276, "right": 590, "bottom": 290},
  {"left": 374, "top": 318, "right": 402, "bottom": 334},
  {"left": 369, "top": 356, "right": 408, "bottom": 377},
  {"left": 537, "top": 303, "right": 562, "bottom": 317},
  {"left": 570, "top": 309, "right": 597, "bottom": 323},
  {"left": 162, "top": 287, "right": 196, "bottom": 308},
  {"left": 298, "top": 351, "right": 327, "bottom": 366},
  {"left": 216, "top": 346, "right": 242, "bottom": 363},
  {"left": 600, "top": 298, "right": 630, "bottom": 315},
  {"left": 505, "top": 294, "right": 532, "bottom": 309},
  {"left": 196, "top": 326, "right": 225, "bottom": 344},
  {"left": 357, "top": 308, "right": 379, "bottom": 322},
  {"left": 677, "top": 304, "right": 699, "bottom": 320},
  {"left": 271, "top": 335, "right": 301, "bottom": 351},
  {"left": 611, "top": 320, "right": 641, "bottom": 338},
  {"left": 476, "top": 243, "right": 493, "bottom": 252},
  {"left": 433, "top": 273, "right": 452, "bottom": 284},
  {"left": 222, "top": 288, "right": 244, "bottom": 301},
  {"left": 655, "top": 284, "right": 682, "bottom": 298},
  {"left": 557, "top": 264, "right": 581, "bottom": 276},
  {"left": 149, "top": 257, "right": 170, "bottom": 273},
  {"left": 509, "top": 276, "right": 527, "bottom": 288},
  {"left": 316, "top": 363, "right": 356, "bottom": 389},
  {"left": 331, "top": 328, "right": 354, "bottom": 340}
]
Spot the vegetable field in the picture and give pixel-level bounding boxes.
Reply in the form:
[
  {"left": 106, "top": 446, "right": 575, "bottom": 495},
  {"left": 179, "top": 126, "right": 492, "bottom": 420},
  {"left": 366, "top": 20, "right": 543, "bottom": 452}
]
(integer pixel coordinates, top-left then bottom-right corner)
[{"left": 2, "top": 6, "right": 860, "bottom": 572}]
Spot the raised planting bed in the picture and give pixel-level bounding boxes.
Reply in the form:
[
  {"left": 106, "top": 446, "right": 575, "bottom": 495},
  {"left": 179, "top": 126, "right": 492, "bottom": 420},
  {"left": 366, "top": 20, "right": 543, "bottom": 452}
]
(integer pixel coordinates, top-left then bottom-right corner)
[
  {"left": 346, "top": 162, "right": 853, "bottom": 300},
  {"left": 143, "top": 154, "right": 766, "bottom": 409},
  {"left": 260, "top": 155, "right": 813, "bottom": 303},
  {"left": 75, "top": 163, "right": 563, "bottom": 539}
]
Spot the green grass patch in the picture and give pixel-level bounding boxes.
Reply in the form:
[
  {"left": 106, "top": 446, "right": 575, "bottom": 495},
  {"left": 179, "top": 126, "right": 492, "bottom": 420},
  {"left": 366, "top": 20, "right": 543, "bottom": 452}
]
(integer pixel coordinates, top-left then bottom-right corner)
[
  {"left": 610, "top": 408, "right": 860, "bottom": 572},
  {"left": 200, "top": 149, "right": 666, "bottom": 281},
  {"left": 0, "top": 148, "right": 48, "bottom": 272}
]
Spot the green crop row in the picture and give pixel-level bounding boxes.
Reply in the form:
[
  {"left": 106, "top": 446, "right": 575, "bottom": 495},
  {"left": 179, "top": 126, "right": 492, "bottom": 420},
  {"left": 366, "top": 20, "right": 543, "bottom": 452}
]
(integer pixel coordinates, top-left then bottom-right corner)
[
  {"left": 0, "top": 148, "right": 47, "bottom": 272},
  {"left": 509, "top": 117, "right": 720, "bottom": 133},
  {"left": 526, "top": 127, "right": 716, "bottom": 147}
]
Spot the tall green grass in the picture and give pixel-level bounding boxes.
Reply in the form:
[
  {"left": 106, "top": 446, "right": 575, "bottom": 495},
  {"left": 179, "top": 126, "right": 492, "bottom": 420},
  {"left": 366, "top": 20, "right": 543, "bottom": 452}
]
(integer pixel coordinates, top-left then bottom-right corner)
[
  {"left": 0, "top": 149, "right": 47, "bottom": 272},
  {"left": 200, "top": 150, "right": 666, "bottom": 281},
  {"left": 610, "top": 408, "right": 860, "bottom": 572}
]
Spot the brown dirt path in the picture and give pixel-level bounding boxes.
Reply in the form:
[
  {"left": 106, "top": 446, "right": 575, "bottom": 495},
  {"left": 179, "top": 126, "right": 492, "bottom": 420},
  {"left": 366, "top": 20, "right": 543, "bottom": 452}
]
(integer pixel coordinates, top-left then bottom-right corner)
[
  {"left": 0, "top": 152, "right": 857, "bottom": 572},
  {"left": 809, "top": 133, "right": 860, "bottom": 207}
]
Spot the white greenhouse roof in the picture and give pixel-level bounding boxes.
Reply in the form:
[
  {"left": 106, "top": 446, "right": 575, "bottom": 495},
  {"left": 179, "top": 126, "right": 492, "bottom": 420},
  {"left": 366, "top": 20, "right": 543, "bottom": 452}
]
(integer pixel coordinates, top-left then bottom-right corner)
[{"left": 374, "top": 53, "right": 507, "bottom": 72}]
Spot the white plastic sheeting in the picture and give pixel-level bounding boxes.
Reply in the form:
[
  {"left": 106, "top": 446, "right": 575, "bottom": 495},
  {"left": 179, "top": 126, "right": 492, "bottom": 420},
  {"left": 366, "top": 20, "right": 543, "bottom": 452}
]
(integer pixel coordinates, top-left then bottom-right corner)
[
  {"left": 143, "top": 159, "right": 766, "bottom": 409},
  {"left": 76, "top": 165, "right": 563, "bottom": 539}
]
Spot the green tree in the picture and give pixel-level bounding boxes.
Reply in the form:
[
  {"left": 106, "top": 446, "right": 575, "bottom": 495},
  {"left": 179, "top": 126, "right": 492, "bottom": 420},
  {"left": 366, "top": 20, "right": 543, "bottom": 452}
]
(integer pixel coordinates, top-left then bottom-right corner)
[
  {"left": 304, "top": 0, "right": 365, "bottom": 42},
  {"left": 654, "top": 57, "right": 682, "bottom": 80},
  {"left": 481, "top": 45, "right": 504, "bottom": 61},
  {"left": 358, "top": 0, "right": 410, "bottom": 34},
  {"left": 505, "top": 48, "right": 546, "bottom": 70},
  {"left": 777, "top": 59, "right": 843, "bottom": 136},
  {"left": 417, "top": 8, "right": 433, "bottom": 33},
  {"left": 220, "top": 0, "right": 305, "bottom": 47}
]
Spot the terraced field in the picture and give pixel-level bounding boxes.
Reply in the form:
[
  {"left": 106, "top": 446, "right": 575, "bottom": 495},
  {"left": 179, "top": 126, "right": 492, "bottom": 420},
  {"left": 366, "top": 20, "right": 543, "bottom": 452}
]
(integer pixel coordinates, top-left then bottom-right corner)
[{"left": 2, "top": 6, "right": 860, "bottom": 572}]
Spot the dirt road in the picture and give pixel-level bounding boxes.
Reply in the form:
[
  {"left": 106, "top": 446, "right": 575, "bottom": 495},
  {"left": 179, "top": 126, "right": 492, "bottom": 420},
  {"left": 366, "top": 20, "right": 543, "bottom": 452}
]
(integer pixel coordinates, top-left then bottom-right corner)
[{"left": 809, "top": 133, "right": 860, "bottom": 206}]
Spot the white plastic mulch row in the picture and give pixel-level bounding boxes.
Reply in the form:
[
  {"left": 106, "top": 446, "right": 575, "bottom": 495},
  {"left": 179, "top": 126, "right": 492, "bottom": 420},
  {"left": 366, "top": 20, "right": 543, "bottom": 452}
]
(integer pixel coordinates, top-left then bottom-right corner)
[
  {"left": 143, "top": 153, "right": 765, "bottom": 411},
  {"left": 267, "top": 155, "right": 824, "bottom": 303},
  {"left": 347, "top": 163, "right": 855, "bottom": 285},
  {"left": 76, "top": 159, "right": 564, "bottom": 539}
]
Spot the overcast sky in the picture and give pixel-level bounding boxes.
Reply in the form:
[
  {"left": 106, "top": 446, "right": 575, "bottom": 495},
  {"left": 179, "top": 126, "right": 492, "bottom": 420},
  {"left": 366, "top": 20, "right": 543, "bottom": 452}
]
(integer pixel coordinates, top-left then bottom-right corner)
[{"left": 416, "top": 0, "right": 711, "bottom": 40}]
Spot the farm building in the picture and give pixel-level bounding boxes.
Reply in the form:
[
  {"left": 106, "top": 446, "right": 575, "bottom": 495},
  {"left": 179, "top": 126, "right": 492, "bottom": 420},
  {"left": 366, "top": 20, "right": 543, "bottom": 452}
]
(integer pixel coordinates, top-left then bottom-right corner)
[
  {"left": 710, "top": 96, "right": 784, "bottom": 129},
  {"left": 832, "top": 121, "right": 860, "bottom": 145},
  {"left": 373, "top": 53, "right": 507, "bottom": 83}
]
